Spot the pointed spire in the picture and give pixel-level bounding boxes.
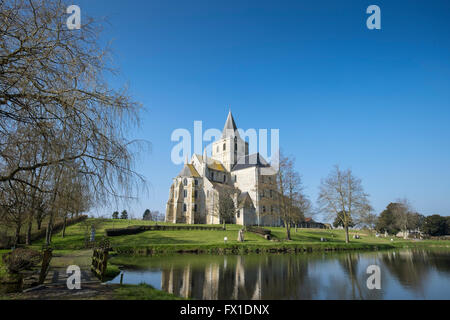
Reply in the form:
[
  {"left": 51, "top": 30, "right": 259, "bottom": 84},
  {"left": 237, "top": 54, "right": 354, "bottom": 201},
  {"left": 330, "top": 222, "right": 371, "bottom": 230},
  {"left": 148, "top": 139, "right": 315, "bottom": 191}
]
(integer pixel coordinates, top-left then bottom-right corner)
[{"left": 222, "top": 110, "right": 240, "bottom": 138}]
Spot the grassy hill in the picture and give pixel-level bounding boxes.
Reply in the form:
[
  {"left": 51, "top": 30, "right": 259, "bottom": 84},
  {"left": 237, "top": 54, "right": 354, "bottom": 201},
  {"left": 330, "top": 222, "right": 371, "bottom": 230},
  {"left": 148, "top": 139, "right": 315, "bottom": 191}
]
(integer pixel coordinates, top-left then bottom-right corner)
[{"left": 28, "top": 218, "right": 450, "bottom": 254}]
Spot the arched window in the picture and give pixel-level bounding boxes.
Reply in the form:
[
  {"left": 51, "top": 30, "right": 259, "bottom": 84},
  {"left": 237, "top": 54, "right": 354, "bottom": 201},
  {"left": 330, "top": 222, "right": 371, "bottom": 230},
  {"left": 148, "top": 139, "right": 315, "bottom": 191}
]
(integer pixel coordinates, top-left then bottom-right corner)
[
  {"left": 223, "top": 143, "right": 226, "bottom": 151},
  {"left": 183, "top": 178, "right": 187, "bottom": 186}
]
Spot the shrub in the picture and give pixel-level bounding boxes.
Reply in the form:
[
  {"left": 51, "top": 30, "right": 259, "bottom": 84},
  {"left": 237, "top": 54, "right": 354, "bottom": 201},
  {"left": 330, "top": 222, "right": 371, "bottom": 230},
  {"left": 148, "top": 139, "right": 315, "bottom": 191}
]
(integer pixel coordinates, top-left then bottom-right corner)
[{"left": 2, "top": 248, "right": 42, "bottom": 274}]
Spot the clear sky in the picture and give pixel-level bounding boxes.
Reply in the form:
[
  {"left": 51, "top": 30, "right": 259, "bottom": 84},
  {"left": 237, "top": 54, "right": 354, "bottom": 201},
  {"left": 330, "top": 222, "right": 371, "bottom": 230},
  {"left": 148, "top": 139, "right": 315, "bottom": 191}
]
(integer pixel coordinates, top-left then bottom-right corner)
[{"left": 76, "top": 0, "right": 450, "bottom": 219}]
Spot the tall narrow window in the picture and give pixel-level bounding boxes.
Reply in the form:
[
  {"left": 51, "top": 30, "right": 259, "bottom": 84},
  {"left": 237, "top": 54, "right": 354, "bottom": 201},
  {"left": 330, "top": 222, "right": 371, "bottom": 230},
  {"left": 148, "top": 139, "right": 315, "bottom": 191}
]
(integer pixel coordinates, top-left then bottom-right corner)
[
  {"left": 194, "top": 190, "right": 198, "bottom": 199},
  {"left": 183, "top": 204, "right": 187, "bottom": 212},
  {"left": 223, "top": 143, "right": 226, "bottom": 151},
  {"left": 183, "top": 189, "right": 187, "bottom": 197},
  {"left": 183, "top": 178, "right": 187, "bottom": 186}
]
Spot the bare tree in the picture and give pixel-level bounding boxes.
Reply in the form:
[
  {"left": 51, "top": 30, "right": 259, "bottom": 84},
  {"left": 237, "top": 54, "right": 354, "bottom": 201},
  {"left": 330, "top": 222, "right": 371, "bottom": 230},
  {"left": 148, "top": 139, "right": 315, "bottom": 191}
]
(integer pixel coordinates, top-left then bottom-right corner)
[
  {"left": 318, "top": 165, "right": 371, "bottom": 244},
  {"left": 392, "top": 198, "right": 417, "bottom": 239},
  {"left": 0, "top": 0, "right": 147, "bottom": 244},
  {"left": 0, "top": 0, "right": 146, "bottom": 203},
  {"left": 261, "top": 153, "right": 306, "bottom": 240},
  {"left": 213, "top": 186, "right": 238, "bottom": 230}
]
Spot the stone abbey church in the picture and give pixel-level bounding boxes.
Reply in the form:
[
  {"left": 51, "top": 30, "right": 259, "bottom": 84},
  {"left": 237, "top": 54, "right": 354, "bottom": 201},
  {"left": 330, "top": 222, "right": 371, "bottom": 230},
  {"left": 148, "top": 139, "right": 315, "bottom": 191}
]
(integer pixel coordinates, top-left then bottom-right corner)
[{"left": 165, "top": 111, "right": 281, "bottom": 226}]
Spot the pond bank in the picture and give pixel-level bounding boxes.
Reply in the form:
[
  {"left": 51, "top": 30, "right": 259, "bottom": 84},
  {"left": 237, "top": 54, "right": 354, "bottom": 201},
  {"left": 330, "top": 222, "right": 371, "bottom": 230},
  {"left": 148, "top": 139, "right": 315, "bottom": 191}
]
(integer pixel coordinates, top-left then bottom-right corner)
[
  {"left": 1, "top": 283, "right": 182, "bottom": 300},
  {"left": 111, "top": 241, "right": 450, "bottom": 255}
]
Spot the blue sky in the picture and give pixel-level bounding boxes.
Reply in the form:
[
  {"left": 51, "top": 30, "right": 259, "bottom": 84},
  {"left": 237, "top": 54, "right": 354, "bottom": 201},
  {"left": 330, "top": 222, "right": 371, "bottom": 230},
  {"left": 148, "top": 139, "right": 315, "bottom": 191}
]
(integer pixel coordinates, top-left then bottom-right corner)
[{"left": 76, "top": 0, "right": 450, "bottom": 219}]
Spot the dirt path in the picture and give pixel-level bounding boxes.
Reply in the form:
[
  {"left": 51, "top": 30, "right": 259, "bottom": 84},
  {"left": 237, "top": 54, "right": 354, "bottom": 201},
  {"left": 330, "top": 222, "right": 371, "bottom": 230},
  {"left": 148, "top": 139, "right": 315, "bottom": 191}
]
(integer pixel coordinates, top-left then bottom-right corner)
[{"left": 5, "top": 283, "right": 117, "bottom": 300}]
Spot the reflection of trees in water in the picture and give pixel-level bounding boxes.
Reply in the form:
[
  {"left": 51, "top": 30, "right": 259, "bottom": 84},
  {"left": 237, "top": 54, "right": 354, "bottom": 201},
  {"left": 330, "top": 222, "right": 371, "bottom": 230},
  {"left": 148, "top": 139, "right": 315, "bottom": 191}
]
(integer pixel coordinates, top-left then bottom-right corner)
[
  {"left": 426, "top": 250, "right": 450, "bottom": 274},
  {"left": 159, "top": 250, "right": 448, "bottom": 300},
  {"left": 381, "top": 250, "right": 429, "bottom": 293},
  {"left": 324, "top": 253, "right": 384, "bottom": 300},
  {"left": 160, "top": 255, "right": 318, "bottom": 300}
]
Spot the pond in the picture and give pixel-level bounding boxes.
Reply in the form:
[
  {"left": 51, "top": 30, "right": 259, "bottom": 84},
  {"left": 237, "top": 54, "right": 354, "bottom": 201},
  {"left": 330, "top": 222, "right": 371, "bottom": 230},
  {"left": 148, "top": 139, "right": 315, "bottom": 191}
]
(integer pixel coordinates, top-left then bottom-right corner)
[{"left": 108, "top": 249, "right": 450, "bottom": 300}]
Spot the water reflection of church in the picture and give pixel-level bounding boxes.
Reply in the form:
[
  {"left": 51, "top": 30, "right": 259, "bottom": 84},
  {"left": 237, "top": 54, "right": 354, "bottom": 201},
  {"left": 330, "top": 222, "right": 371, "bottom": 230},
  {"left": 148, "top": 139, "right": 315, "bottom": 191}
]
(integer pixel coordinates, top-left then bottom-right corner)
[
  {"left": 161, "top": 257, "right": 263, "bottom": 299},
  {"left": 160, "top": 255, "right": 311, "bottom": 300}
]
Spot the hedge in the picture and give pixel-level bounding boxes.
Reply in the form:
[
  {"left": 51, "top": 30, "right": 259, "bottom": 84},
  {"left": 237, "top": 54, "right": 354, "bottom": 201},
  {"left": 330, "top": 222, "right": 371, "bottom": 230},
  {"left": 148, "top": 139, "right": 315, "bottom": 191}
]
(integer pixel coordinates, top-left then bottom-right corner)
[{"left": 245, "top": 226, "right": 272, "bottom": 239}]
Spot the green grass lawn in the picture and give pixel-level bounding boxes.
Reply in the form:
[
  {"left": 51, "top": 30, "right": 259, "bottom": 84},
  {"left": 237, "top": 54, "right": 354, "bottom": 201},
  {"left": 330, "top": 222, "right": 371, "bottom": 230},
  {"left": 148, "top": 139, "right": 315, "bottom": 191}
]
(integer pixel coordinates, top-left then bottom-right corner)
[
  {"left": 113, "top": 283, "right": 184, "bottom": 300},
  {"left": 27, "top": 218, "right": 450, "bottom": 253},
  {"left": 0, "top": 250, "right": 8, "bottom": 279}
]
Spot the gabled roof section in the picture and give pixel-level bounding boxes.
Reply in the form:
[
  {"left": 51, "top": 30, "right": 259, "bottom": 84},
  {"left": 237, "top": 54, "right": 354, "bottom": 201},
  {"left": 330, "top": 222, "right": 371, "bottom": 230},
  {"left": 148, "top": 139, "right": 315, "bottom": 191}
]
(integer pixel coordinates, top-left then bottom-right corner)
[
  {"left": 192, "top": 153, "right": 226, "bottom": 172},
  {"left": 222, "top": 110, "right": 241, "bottom": 139},
  {"left": 232, "top": 153, "right": 271, "bottom": 171},
  {"left": 178, "top": 163, "right": 200, "bottom": 178},
  {"left": 208, "top": 160, "right": 226, "bottom": 172},
  {"left": 238, "top": 192, "right": 255, "bottom": 209}
]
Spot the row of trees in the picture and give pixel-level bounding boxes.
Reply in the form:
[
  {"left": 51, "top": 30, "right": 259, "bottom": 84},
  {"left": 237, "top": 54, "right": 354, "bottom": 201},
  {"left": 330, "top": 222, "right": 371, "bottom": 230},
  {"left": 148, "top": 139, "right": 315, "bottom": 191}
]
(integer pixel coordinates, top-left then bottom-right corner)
[
  {"left": 376, "top": 202, "right": 450, "bottom": 237},
  {"left": 0, "top": 1, "right": 144, "bottom": 246},
  {"left": 256, "top": 153, "right": 449, "bottom": 242},
  {"left": 262, "top": 155, "right": 371, "bottom": 243},
  {"left": 110, "top": 209, "right": 164, "bottom": 221}
]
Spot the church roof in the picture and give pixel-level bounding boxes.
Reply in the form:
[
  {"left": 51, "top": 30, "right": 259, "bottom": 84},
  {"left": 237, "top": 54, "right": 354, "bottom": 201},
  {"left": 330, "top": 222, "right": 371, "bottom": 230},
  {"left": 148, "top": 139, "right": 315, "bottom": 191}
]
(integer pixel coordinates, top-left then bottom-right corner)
[
  {"left": 194, "top": 154, "right": 226, "bottom": 172},
  {"left": 232, "top": 153, "right": 271, "bottom": 171},
  {"left": 208, "top": 160, "right": 226, "bottom": 172},
  {"left": 178, "top": 164, "right": 200, "bottom": 178},
  {"left": 222, "top": 110, "right": 241, "bottom": 139}
]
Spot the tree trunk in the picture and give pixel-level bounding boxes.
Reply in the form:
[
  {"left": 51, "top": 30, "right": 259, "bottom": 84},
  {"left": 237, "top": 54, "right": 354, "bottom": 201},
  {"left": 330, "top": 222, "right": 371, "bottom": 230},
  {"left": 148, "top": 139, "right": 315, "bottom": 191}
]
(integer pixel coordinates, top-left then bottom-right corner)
[
  {"left": 45, "top": 213, "right": 55, "bottom": 245},
  {"left": 26, "top": 219, "right": 33, "bottom": 245},
  {"left": 36, "top": 215, "right": 42, "bottom": 230},
  {"left": 13, "top": 222, "right": 21, "bottom": 247},
  {"left": 344, "top": 225, "right": 350, "bottom": 244},
  {"left": 61, "top": 216, "right": 67, "bottom": 238},
  {"left": 286, "top": 222, "right": 291, "bottom": 240}
]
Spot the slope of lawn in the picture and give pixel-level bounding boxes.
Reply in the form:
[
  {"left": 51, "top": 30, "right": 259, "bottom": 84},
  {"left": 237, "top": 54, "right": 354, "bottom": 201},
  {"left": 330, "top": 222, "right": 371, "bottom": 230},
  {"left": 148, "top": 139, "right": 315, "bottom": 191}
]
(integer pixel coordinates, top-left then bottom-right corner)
[{"left": 28, "top": 218, "right": 450, "bottom": 253}]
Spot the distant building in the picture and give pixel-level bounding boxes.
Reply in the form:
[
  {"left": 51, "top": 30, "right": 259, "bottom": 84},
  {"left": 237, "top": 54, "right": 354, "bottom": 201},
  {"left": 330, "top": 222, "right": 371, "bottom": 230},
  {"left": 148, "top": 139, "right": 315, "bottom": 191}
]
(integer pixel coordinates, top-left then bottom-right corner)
[
  {"left": 165, "top": 111, "right": 281, "bottom": 226},
  {"left": 300, "top": 217, "right": 326, "bottom": 229}
]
